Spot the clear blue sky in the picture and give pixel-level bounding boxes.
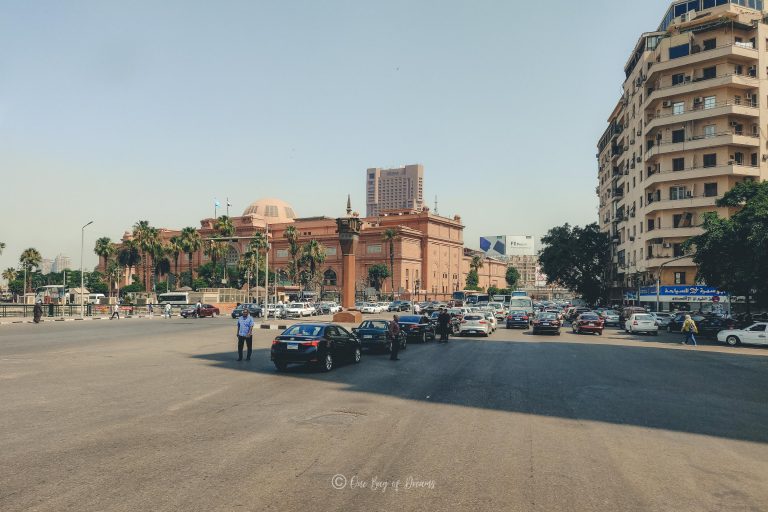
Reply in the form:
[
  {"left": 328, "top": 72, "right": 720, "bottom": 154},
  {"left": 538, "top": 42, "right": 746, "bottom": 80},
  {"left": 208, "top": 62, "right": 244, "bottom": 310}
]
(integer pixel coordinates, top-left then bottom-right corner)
[{"left": 0, "top": 0, "right": 666, "bottom": 274}]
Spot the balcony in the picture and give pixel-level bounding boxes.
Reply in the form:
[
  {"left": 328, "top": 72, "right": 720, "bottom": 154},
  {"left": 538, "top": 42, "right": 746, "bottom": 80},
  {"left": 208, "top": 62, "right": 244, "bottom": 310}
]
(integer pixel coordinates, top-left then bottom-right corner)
[
  {"left": 645, "top": 101, "right": 758, "bottom": 132},
  {"left": 643, "top": 256, "right": 695, "bottom": 269},
  {"left": 644, "top": 131, "right": 759, "bottom": 161},
  {"left": 644, "top": 163, "right": 760, "bottom": 188},
  {"left": 649, "top": 226, "right": 704, "bottom": 239},
  {"left": 646, "top": 42, "right": 758, "bottom": 81},
  {"left": 644, "top": 194, "right": 723, "bottom": 215},
  {"left": 646, "top": 72, "right": 759, "bottom": 105}
]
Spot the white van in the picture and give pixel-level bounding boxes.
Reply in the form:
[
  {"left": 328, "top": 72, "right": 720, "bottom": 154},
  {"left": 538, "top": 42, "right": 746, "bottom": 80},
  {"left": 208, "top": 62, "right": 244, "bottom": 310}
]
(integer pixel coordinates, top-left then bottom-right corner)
[
  {"left": 508, "top": 296, "right": 534, "bottom": 317},
  {"left": 87, "top": 293, "right": 106, "bottom": 304}
]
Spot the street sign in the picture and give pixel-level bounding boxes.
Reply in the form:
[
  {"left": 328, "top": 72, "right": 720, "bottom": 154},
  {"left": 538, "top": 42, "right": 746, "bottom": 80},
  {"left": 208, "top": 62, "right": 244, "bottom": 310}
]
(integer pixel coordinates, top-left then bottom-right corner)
[{"left": 712, "top": 295, "right": 720, "bottom": 303}]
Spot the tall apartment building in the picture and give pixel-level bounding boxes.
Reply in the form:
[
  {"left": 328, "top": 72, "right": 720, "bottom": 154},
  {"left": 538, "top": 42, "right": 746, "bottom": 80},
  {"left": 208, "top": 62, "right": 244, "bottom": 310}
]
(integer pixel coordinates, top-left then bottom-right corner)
[
  {"left": 52, "top": 254, "right": 72, "bottom": 273},
  {"left": 597, "top": 0, "right": 767, "bottom": 308},
  {"left": 366, "top": 164, "right": 424, "bottom": 217}
]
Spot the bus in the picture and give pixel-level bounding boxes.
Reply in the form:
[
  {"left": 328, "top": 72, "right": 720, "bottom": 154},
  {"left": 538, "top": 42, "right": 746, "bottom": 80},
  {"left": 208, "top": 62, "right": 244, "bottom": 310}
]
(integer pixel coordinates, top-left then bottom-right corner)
[
  {"left": 508, "top": 295, "right": 534, "bottom": 316},
  {"left": 157, "top": 292, "right": 190, "bottom": 305}
]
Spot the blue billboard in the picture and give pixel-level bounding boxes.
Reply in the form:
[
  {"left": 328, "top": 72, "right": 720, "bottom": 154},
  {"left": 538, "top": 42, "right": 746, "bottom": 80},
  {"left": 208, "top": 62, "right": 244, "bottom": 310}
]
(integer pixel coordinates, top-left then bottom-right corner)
[{"left": 639, "top": 285, "right": 729, "bottom": 303}]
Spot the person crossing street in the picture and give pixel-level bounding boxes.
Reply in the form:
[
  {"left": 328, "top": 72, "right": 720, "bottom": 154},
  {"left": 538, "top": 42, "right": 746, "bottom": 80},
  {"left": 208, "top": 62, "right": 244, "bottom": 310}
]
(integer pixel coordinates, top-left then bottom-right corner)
[
  {"left": 236, "top": 308, "right": 255, "bottom": 361},
  {"left": 389, "top": 315, "right": 402, "bottom": 361}
]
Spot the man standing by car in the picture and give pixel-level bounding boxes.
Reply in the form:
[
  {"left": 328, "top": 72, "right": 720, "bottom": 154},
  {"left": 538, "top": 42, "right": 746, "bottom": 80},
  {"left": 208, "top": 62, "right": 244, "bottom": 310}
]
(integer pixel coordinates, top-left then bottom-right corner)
[
  {"left": 195, "top": 300, "right": 202, "bottom": 318},
  {"left": 438, "top": 308, "right": 451, "bottom": 342},
  {"left": 236, "top": 308, "right": 255, "bottom": 361},
  {"left": 389, "top": 315, "right": 401, "bottom": 361}
]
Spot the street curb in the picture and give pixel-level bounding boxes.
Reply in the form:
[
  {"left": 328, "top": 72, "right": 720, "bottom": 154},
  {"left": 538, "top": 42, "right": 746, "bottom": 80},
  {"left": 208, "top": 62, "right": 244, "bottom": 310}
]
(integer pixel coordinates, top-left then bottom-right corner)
[{"left": 0, "top": 315, "right": 174, "bottom": 326}]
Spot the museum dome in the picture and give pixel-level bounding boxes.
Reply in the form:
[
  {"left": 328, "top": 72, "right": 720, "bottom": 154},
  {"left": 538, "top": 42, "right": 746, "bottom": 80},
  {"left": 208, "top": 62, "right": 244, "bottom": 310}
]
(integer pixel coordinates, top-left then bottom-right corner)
[{"left": 242, "top": 198, "right": 297, "bottom": 224}]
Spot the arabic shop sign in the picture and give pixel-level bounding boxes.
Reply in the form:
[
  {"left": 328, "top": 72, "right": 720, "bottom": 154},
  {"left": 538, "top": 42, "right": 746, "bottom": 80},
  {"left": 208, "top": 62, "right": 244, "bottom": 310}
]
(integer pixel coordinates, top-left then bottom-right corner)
[{"left": 639, "top": 285, "right": 729, "bottom": 303}]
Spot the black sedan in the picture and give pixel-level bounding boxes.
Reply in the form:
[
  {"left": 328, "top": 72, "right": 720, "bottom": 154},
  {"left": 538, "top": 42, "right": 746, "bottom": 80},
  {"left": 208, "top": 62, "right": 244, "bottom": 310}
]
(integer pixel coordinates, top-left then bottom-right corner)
[
  {"left": 531, "top": 312, "right": 562, "bottom": 335},
  {"left": 231, "top": 303, "right": 263, "bottom": 319},
  {"left": 271, "top": 323, "right": 361, "bottom": 372},
  {"left": 397, "top": 315, "right": 436, "bottom": 343},
  {"left": 352, "top": 320, "right": 406, "bottom": 353},
  {"left": 506, "top": 311, "right": 531, "bottom": 329},
  {"left": 666, "top": 314, "right": 736, "bottom": 337}
]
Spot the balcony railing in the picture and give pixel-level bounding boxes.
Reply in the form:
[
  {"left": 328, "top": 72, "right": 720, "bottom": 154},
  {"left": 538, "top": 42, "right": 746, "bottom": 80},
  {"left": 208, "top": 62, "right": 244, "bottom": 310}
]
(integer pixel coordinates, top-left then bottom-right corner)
[
  {"left": 646, "top": 71, "right": 758, "bottom": 98},
  {"left": 652, "top": 129, "right": 759, "bottom": 147},
  {"left": 647, "top": 99, "right": 758, "bottom": 123},
  {"left": 647, "top": 41, "right": 758, "bottom": 78},
  {"left": 646, "top": 163, "right": 759, "bottom": 181}
]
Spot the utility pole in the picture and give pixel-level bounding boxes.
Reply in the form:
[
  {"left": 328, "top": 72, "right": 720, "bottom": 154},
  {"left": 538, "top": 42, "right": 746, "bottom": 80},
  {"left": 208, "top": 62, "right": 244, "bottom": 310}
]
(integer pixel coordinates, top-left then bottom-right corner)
[{"left": 80, "top": 221, "right": 94, "bottom": 317}]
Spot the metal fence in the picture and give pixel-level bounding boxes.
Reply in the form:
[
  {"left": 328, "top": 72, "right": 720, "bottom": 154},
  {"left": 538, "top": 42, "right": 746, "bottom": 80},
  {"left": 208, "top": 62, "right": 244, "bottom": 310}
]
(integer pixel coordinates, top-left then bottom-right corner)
[{"left": 0, "top": 303, "right": 188, "bottom": 319}]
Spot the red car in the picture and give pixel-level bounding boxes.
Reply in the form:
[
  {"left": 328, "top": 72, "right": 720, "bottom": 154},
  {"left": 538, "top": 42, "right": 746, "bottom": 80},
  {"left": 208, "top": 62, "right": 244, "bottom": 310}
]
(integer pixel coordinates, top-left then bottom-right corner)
[
  {"left": 572, "top": 312, "right": 604, "bottom": 335},
  {"left": 181, "top": 304, "right": 220, "bottom": 318}
]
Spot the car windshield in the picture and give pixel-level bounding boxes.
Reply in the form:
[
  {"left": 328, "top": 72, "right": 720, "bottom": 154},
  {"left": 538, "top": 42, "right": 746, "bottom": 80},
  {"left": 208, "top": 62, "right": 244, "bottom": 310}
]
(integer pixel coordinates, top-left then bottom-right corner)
[
  {"left": 539, "top": 313, "right": 557, "bottom": 320},
  {"left": 289, "top": 303, "right": 304, "bottom": 308},
  {"left": 398, "top": 316, "right": 421, "bottom": 323},
  {"left": 580, "top": 314, "right": 599, "bottom": 320},
  {"left": 464, "top": 315, "right": 483, "bottom": 320},
  {"left": 635, "top": 315, "right": 654, "bottom": 321},
  {"left": 359, "top": 320, "right": 388, "bottom": 330},
  {"left": 282, "top": 325, "right": 324, "bottom": 336},
  {"left": 606, "top": 310, "right": 619, "bottom": 315}
]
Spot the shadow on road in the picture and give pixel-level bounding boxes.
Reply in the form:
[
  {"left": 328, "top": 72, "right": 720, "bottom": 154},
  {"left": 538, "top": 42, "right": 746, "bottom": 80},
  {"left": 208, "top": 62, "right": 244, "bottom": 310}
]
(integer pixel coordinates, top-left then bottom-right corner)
[{"left": 192, "top": 338, "right": 768, "bottom": 444}]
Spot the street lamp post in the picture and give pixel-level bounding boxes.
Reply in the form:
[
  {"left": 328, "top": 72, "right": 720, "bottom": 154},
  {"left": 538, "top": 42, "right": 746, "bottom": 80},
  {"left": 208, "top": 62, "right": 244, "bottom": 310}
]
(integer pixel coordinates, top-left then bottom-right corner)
[
  {"left": 656, "top": 254, "right": 690, "bottom": 313},
  {"left": 80, "top": 221, "right": 94, "bottom": 318}
]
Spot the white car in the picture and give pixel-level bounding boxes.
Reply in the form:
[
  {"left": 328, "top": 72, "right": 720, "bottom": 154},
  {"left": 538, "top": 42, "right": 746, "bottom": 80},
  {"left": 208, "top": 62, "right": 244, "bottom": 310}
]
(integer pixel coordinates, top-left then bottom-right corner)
[
  {"left": 285, "top": 302, "right": 314, "bottom": 317},
  {"left": 266, "top": 304, "right": 286, "bottom": 318},
  {"left": 717, "top": 323, "right": 768, "bottom": 346},
  {"left": 459, "top": 314, "right": 491, "bottom": 337},
  {"left": 651, "top": 312, "right": 674, "bottom": 327},
  {"left": 483, "top": 312, "right": 498, "bottom": 333},
  {"left": 625, "top": 313, "right": 659, "bottom": 335},
  {"left": 360, "top": 303, "right": 381, "bottom": 314},
  {"left": 325, "top": 302, "right": 341, "bottom": 314}
]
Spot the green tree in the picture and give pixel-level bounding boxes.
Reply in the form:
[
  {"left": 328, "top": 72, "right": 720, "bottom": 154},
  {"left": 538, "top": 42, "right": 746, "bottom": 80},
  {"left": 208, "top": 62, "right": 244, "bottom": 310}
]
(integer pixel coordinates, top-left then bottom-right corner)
[
  {"left": 204, "top": 241, "right": 226, "bottom": 286},
  {"left": 180, "top": 227, "right": 202, "bottom": 286},
  {"left": 19, "top": 247, "right": 42, "bottom": 293},
  {"left": 382, "top": 228, "right": 399, "bottom": 296},
  {"left": 539, "top": 223, "right": 610, "bottom": 305},
  {"left": 301, "top": 239, "right": 326, "bottom": 290},
  {"left": 247, "top": 232, "right": 268, "bottom": 291},
  {"left": 368, "top": 263, "right": 390, "bottom": 292},
  {"left": 505, "top": 266, "right": 520, "bottom": 290},
  {"left": 8, "top": 279, "right": 24, "bottom": 296},
  {"left": 2, "top": 267, "right": 17, "bottom": 283},
  {"left": 214, "top": 215, "right": 236, "bottom": 282},
  {"left": 685, "top": 180, "right": 768, "bottom": 308},
  {"left": 168, "top": 236, "right": 183, "bottom": 290},
  {"left": 283, "top": 225, "right": 301, "bottom": 285},
  {"left": 132, "top": 221, "right": 159, "bottom": 288},
  {"left": 93, "top": 237, "right": 115, "bottom": 267},
  {"left": 118, "top": 239, "right": 141, "bottom": 288}
]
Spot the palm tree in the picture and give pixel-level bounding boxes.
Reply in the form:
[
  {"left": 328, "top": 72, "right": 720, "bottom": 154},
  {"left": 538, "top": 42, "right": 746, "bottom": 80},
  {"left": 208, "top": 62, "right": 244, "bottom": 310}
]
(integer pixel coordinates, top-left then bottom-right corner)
[
  {"left": 132, "top": 221, "right": 158, "bottom": 287},
  {"left": 214, "top": 216, "right": 236, "bottom": 282},
  {"left": 382, "top": 228, "right": 399, "bottom": 298},
  {"left": 93, "top": 237, "right": 115, "bottom": 270},
  {"left": 179, "top": 227, "right": 202, "bottom": 286},
  {"left": 105, "top": 258, "right": 122, "bottom": 297},
  {"left": 149, "top": 241, "right": 170, "bottom": 293},
  {"left": 248, "top": 232, "right": 268, "bottom": 297},
  {"left": 204, "top": 240, "right": 227, "bottom": 286},
  {"left": 469, "top": 255, "right": 484, "bottom": 290},
  {"left": 301, "top": 240, "right": 326, "bottom": 291},
  {"left": 283, "top": 225, "right": 301, "bottom": 284},
  {"left": 168, "top": 236, "right": 183, "bottom": 290},
  {"left": 19, "top": 248, "right": 42, "bottom": 293},
  {"left": 118, "top": 240, "right": 142, "bottom": 288},
  {"left": 2, "top": 267, "right": 17, "bottom": 283}
]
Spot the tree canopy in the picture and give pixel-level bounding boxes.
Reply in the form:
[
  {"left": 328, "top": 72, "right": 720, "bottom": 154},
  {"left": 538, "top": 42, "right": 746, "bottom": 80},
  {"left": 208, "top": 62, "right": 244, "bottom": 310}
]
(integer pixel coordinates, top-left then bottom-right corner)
[
  {"left": 538, "top": 223, "right": 610, "bottom": 305},
  {"left": 505, "top": 266, "right": 520, "bottom": 289},
  {"left": 368, "top": 264, "right": 390, "bottom": 291}
]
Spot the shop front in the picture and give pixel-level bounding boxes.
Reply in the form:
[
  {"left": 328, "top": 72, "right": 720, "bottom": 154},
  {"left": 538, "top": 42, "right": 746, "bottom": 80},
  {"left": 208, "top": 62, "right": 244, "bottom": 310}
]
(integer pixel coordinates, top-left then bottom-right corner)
[{"left": 639, "top": 285, "right": 729, "bottom": 314}]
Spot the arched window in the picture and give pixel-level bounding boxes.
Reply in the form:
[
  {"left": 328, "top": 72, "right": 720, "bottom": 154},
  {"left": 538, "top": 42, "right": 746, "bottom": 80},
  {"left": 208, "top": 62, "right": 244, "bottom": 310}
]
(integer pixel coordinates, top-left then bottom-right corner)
[{"left": 323, "top": 269, "right": 337, "bottom": 286}]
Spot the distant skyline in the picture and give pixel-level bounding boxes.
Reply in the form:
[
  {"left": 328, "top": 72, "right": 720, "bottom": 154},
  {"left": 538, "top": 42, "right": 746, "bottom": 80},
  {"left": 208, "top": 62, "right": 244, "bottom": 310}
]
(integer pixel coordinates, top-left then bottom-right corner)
[{"left": 0, "top": 1, "right": 666, "bottom": 278}]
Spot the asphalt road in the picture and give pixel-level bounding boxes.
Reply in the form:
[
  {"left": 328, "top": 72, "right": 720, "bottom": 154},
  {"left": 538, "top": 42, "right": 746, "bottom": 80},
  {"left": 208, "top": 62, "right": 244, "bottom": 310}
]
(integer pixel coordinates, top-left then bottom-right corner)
[{"left": 2, "top": 317, "right": 768, "bottom": 512}]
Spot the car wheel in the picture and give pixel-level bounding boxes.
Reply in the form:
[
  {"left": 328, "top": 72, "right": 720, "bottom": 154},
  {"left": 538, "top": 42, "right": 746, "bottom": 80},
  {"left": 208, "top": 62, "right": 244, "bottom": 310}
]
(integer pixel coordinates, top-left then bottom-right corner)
[
  {"left": 321, "top": 353, "right": 334, "bottom": 372},
  {"left": 725, "top": 335, "right": 741, "bottom": 347},
  {"left": 353, "top": 347, "right": 361, "bottom": 363},
  {"left": 274, "top": 362, "right": 288, "bottom": 372}
]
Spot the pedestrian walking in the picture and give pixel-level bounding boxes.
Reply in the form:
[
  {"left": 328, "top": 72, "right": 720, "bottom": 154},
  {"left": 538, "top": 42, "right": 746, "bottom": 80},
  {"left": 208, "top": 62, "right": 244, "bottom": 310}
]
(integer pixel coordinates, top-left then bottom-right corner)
[
  {"left": 147, "top": 303, "right": 154, "bottom": 317},
  {"left": 110, "top": 303, "right": 120, "bottom": 320},
  {"left": 438, "top": 308, "right": 451, "bottom": 342},
  {"left": 681, "top": 314, "right": 698, "bottom": 346},
  {"left": 389, "top": 315, "right": 402, "bottom": 361},
  {"left": 164, "top": 303, "right": 172, "bottom": 319},
  {"left": 195, "top": 301, "right": 202, "bottom": 318},
  {"left": 33, "top": 301, "right": 43, "bottom": 324},
  {"left": 236, "top": 308, "right": 255, "bottom": 361}
]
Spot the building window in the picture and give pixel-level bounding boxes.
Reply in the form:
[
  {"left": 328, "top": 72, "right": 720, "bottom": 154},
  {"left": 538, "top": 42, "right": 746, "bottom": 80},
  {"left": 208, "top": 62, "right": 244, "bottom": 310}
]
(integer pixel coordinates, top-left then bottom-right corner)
[
  {"left": 703, "top": 153, "right": 717, "bottom": 167},
  {"left": 751, "top": 153, "right": 758, "bottom": 166},
  {"left": 704, "top": 183, "right": 718, "bottom": 197},
  {"left": 673, "top": 244, "right": 684, "bottom": 257},
  {"left": 672, "top": 73, "right": 685, "bottom": 86},
  {"left": 325, "top": 247, "right": 337, "bottom": 256},
  {"left": 672, "top": 157, "right": 685, "bottom": 171},
  {"left": 670, "top": 186, "right": 687, "bottom": 200},
  {"left": 702, "top": 66, "right": 717, "bottom": 80},
  {"left": 703, "top": 38, "right": 716, "bottom": 51},
  {"left": 674, "top": 272, "right": 687, "bottom": 285},
  {"left": 672, "top": 129, "right": 685, "bottom": 143},
  {"left": 734, "top": 152, "right": 744, "bottom": 164},
  {"left": 366, "top": 244, "right": 382, "bottom": 254},
  {"left": 704, "top": 96, "right": 716, "bottom": 110},
  {"left": 276, "top": 249, "right": 289, "bottom": 259},
  {"left": 323, "top": 269, "right": 337, "bottom": 286},
  {"left": 673, "top": 102, "right": 685, "bottom": 115},
  {"left": 704, "top": 124, "right": 716, "bottom": 138}
]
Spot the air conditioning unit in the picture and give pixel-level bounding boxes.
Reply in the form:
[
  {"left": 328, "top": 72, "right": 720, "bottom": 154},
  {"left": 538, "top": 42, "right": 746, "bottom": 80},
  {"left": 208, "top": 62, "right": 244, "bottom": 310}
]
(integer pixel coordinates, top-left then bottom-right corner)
[
  {"left": 630, "top": 139, "right": 636, "bottom": 145},
  {"left": 663, "top": 243, "right": 672, "bottom": 249},
  {"left": 629, "top": 236, "right": 636, "bottom": 241},
  {"left": 693, "top": 97, "right": 703, "bottom": 103},
  {"left": 637, "top": 156, "right": 642, "bottom": 163},
  {"left": 637, "top": 129, "right": 642, "bottom": 136},
  {"left": 662, "top": 100, "right": 673, "bottom": 108}
]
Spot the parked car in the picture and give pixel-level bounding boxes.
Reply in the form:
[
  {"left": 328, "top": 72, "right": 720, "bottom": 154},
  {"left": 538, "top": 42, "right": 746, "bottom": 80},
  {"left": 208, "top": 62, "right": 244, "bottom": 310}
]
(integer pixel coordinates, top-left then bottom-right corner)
[
  {"left": 506, "top": 311, "right": 531, "bottom": 329},
  {"left": 483, "top": 311, "right": 498, "bottom": 333},
  {"left": 620, "top": 306, "right": 647, "bottom": 323},
  {"left": 572, "top": 312, "right": 605, "bottom": 335},
  {"left": 360, "top": 302, "right": 382, "bottom": 314},
  {"left": 271, "top": 323, "right": 362, "bottom": 372},
  {"left": 459, "top": 314, "right": 491, "bottom": 337},
  {"left": 353, "top": 319, "right": 406, "bottom": 352},
  {"left": 567, "top": 307, "right": 593, "bottom": 323},
  {"left": 650, "top": 312, "right": 674, "bottom": 327},
  {"left": 231, "top": 303, "right": 263, "bottom": 318},
  {"left": 531, "top": 312, "right": 561, "bottom": 335},
  {"left": 181, "top": 304, "right": 220, "bottom": 318},
  {"left": 624, "top": 313, "right": 658, "bottom": 335},
  {"left": 600, "top": 309, "right": 621, "bottom": 327},
  {"left": 397, "top": 315, "right": 436, "bottom": 343},
  {"left": 717, "top": 322, "right": 768, "bottom": 346},
  {"left": 284, "top": 302, "right": 315, "bottom": 318},
  {"left": 266, "top": 304, "right": 286, "bottom": 318},
  {"left": 388, "top": 301, "right": 403, "bottom": 312},
  {"left": 666, "top": 313, "right": 735, "bottom": 337},
  {"left": 428, "top": 311, "right": 460, "bottom": 334}
]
